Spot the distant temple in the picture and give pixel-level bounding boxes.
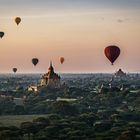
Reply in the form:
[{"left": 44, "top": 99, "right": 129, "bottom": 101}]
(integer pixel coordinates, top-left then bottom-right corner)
[
  {"left": 115, "top": 69, "right": 126, "bottom": 77},
  {"left": 39, "top": 61, "right": 61, "bottom": 88}
]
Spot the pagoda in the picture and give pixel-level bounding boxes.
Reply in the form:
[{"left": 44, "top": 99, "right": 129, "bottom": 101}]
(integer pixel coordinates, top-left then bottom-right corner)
[{"left": 39, "top": 61, "right": 61, "bottom": 88}]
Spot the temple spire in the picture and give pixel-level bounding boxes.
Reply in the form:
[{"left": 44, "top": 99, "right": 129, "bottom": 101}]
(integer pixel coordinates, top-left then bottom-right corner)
[
  {"left": 50, "top": 61, "right": 52, "bottom": 67},
  {"left": 48, "top": 61, "right": 54, "bottom": 72}
]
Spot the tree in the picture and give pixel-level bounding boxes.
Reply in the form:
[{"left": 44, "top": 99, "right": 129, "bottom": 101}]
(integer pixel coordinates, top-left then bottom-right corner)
[
  {"left": 49, "top": 101, "right": 79, "bottom": 116},
  {"left": 116, "top": 130, "right": 136, "bottom": 140},
  {"left": 20, "top": 121, "right": 38, "bottom": 140},
  {"left": 33, "top": 117, "right": 50, "bottom": 129},
  {"left": 78, "top": 113, "right": 97, "bottom": 127}
]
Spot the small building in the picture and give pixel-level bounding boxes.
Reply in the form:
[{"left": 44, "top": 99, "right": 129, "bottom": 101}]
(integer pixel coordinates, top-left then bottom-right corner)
[{"left": 28, "top": 85, "right": 38, "bottom": 92}]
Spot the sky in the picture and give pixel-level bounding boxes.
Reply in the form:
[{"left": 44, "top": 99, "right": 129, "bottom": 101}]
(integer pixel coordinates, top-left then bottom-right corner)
[{"left": 0, "top": 0, "right": 140, "bottom": 73}]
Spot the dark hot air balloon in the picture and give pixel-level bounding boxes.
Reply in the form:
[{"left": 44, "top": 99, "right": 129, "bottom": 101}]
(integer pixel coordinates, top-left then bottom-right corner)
[
  {"left": 104, "top": 45, "right": 120, "bottom": 65},
  {"left": 32, "top": 58, "right": 39, "bottom": 66},
  {"left": 15, "top": 17, "right": 21, "bottom": 25},
  {"left": 0, "top": 32, "right": 4, "bottom": 38},
  {"left": 60, "top": 57, "right": 65, "bottom": 64},
  {"left": 13, "top": 68, "right": 17, "bottom": 73}
]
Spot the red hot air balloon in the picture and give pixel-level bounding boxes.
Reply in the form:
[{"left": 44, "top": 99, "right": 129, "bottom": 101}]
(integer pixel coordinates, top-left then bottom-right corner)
[
  {"left": 15, "top": 17, "right": 21, "bottom": 25},
  {"left": 104, "top": 45, "right": 120, "bottom": 65},
  {"left": 32, "top": 58, "right": 39, "bottom": 66},
  {"left": 60, "top": 57, "right": 65, "bottom": 64},
  {"left": 0, "top": 32, "right": 4, "bottom": 38},
  {"left": 13, "top": 68, "right": 17, "bottom": 73}
]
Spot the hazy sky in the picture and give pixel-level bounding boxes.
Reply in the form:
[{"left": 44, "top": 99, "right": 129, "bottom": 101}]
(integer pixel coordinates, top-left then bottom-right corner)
[{"left": 0, "top": 0, "right": 140, "bottom": 73}]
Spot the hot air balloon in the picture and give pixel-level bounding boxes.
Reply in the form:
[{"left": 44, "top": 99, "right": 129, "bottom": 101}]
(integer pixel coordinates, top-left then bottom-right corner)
[
  {"left": 15, "top": 17, "right": 21, "bottom": 25},
  {"left": 104, "top": 45, "right": 120, "bottom": 65},
  {"left": 60, "top": 57, "right": 65, "bottom": 64},
  {"left": 0, "top": 32, "right": 4, "bottom": 38},
  {"left": 13, "top": 68, "right": 17, "bottom": 73},
  {"left": 32, "top": 58, "right": 39, "bottom": 66}
]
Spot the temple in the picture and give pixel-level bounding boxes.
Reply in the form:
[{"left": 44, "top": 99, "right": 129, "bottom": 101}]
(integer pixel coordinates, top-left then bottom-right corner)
[
  {"left": 28, "top": 62, "right": 61, "bottom": 92},
  {"left": 115, "top": 69, "right": 126, "bottom": 77},
  {"left": 39, "top": 61, "right": 61, "bottom": 88}
]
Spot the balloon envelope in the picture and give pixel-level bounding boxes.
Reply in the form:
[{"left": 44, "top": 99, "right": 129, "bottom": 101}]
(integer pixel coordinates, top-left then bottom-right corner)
[
  {"left": 0, "top": 32, "right": 4, "bottom": 38},
  {"left": 32, "top": 58, "right": 39, "bottom": 66},
  {"left": 13, "top": 68, "right": 17, "bottom": 73},
  {"left": 15, "top": 17, "right": 21, "bottom": 25},
  {"left": 60, "top": 57, "right": 65, "bottom": 64},
  {"left": 104, "top": 45, "right": 120, "bottom": 65}
]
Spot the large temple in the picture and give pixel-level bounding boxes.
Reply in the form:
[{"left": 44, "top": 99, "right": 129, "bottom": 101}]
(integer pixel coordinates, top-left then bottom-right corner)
[
  {"left": 28, "top": 62, "right": 61, "bottom": 92},
  {"left": 39, "top": 61, "right": 61, "bottom": 88}
]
